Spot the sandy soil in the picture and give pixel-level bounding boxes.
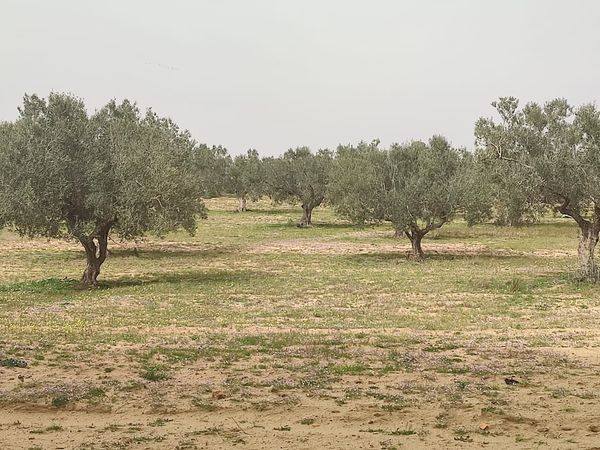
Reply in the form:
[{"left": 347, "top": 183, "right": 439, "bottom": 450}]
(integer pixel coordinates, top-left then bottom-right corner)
[{"left": 1, "top": 333, "right": 599, "bottom": 449}]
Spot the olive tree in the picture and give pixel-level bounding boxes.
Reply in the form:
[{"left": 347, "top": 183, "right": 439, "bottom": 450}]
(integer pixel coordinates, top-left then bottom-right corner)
[
  {"left": 329, "top": 136, "right": 464, "bottom": 259},
  {"left": 475, "top": 97, "right": 600, "bottom": 281},
  {"left": 265, "top": 147, "right": 332, "bottom": 227},
  {"left": 461, "top": 156, "right": 543, "bottom": 227},
  {"left": 227, "top": 149, "right": 266, "bottom": 211},
  {"left": 0, "top": 93, "right": 205, "bottom": 286},
  {"left": 194, "top": 144, "right": 231, "bottom": 199}
]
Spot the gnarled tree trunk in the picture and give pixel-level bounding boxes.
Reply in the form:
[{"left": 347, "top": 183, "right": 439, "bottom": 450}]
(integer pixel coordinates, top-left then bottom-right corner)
[
  {"left": 78, "top": 222, "right": 112, "bottom": 287},
  {"left": 405, "top": 230, "right": 425, "bottom": 260},
  {"left": 298, "top": 204, "right": 313, "bottom": 227},
  {"left": 557, "top": 201, "right": 600, "bottom": 282},
  {"left": 297, "top": 196, "right": 324, "bottom": 228},
  {"left": 578, "top": 224, "right": 599, "bottom": 281},
  {"left": 237, "top": 196, "right": 247, "bottom": 212},
  {"left": 401, "top": 220, "right": 447, "bottom": 260},
  {"left": 82, "top": 255, "right": 101, "bottom": 286}
]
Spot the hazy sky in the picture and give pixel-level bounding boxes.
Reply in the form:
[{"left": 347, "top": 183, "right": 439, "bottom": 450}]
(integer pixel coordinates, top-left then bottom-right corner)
[{"left": 2, "top": 1, "right": 599, "bottom": 155}]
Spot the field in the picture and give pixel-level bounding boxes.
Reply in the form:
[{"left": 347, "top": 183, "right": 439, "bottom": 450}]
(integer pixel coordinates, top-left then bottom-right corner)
[{"left": 1, "top": 197, "right": 599, "bottom": 449}]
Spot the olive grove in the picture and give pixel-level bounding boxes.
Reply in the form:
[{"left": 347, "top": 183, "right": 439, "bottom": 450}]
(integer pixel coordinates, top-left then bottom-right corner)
[
  {"left": 461, "top": 156, "right": 543, "bottom": 227},
  {"left": 3, "top": 92, "right": 600, "bottom": 283},
  {"left": 194, "top": 144, "right": 231, "bottom": 199}
]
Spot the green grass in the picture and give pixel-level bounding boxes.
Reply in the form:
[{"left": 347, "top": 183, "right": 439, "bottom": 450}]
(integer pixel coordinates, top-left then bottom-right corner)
[
  {"left": 0, "top": 197, "right": 594, "bottom": 356},
  {"left": 140, "top": 363, "right": 171, "bottom": 382},
  {"left": 0, "top": 199, "right": 594, "bottom": 351},
  {"left": 0, "top": 197, "right": 598, "bottom": 448}
]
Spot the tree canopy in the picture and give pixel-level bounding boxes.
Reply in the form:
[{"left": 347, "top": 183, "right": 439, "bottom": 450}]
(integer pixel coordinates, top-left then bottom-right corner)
[
  {"left": 461, "top": 155, "right": 543, "bottom": 227},
  {"left": 193, "top": 144, "right": 231, "bottom": 199},
  {"left": 265, "top": 147, "right": 333, "bottom": 227},
  {"left": 227, "top": 149, "right": 266, "bottom": 211},
  {"left": 329, "top": 137, "right": 464, "bottom": 259},
  {"left": 3, "top": 92, "right": 600, "bottom": 283},
  {"left": 0, "top": 93, "right": 205, "bottom": 285},
  {"left": 475, "top": 97, "right": 600, "bottom": 280}
]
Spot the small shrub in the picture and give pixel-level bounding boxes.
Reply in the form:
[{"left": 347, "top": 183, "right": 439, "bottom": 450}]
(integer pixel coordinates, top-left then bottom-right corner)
[
  {"left": 140, "top": 364, "right": 170, "bottom": 382},
  {"left": 51, "top": 395, "right": 69, "bottom": 408}
]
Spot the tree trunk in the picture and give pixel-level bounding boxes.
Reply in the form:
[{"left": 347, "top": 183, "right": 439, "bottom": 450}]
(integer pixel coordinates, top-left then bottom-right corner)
[
  {"left": 298, "top": 205, "right": 313, "bottom": 227},
  {"left": 405, "top": 230, "right": 425, "bottom": 260},
  {"left": 237, "top": 196, "right": 247, "bottom": 212},
  {"left": 82, "top": 256, "right": 101, "bottom": 286},
  {"left": 393, "top": 227, "right": 402, "bottom": 238},
  {"left": 78, "top": 223, "right": 111, "bottom": 287},
  {"left": 578, "top": 224, "right": 599, "bottom": 281},
  {"left": 556, "top": 201, "right": 600, "bottom": 282},
  {"left": 410, "top": 234, "right": 424, "bottom": 260}
]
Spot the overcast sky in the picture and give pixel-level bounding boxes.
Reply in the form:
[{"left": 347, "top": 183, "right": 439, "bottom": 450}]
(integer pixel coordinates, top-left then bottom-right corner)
[{"left": 1, "top": 1, "right": 599, "bottom": 155}]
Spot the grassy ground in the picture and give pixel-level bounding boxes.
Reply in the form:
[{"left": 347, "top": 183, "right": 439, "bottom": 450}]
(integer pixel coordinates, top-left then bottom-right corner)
[{"left": 0, "top": 197, "right": 599, "bottom": 449}]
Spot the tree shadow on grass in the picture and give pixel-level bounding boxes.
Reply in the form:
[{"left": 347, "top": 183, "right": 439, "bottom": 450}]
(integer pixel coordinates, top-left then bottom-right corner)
[
  {"left": 108, "top": 246, "right": 235, "bottom": 260},
  {"left": 342, "top": 249, "right": 525, "bottom": 263},
  {"left": 464, "top": 271, "right": 577, "bottom": 295},
  {"left": 424, "top": 250, "right": 527, "bottom": 261},
  {"left": 0, "top": 269, "right": 268, "bottom": 294},
  {"left": 100, "top": 268, "right": 266, "bottom": 289},
  {"left": 0, "top": 277, "right": 78, "bottom": 294},
  {"left": 263, "top": 222, "right": 351, "bottom": 230},
  {"left": 244, "top": 208, "right": 296, "bottom": 215},
  {"left": 309, "top": 222, "right": 353, "bottom": 229},
  {"left": 55, "top": 244, "right": 237, "bottom": 262}
]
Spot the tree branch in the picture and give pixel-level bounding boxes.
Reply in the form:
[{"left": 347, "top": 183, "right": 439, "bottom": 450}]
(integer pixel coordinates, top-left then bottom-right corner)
[
  {"left": 490, "top": 142, "right": 534, "bottom": 170},
  {"left": 556, "top": 197, "right": 590, "bottom": 230}
]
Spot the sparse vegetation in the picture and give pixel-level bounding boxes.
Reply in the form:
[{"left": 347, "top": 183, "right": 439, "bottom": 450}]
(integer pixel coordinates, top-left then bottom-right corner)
[
  {"left": 2, "top": 0, "right": 598, "bottom": 446},
  {"left": 0, "top": 198, "right": 599, "bottom": 448}
]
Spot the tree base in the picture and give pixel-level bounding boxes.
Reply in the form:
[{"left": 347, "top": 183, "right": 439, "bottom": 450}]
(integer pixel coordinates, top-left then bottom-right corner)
[
  {"left": 577, "top": 228, "right": 599, "bottom": 283},
  {"left": 298, "top": 205, "right": 313, "bottom": 228},
  {"left": 576, "top": 270, "right": 599, "bottom": 283},
  {"left": 237, "top": 197, "right": 247, "bottom": 212},
  {"left": 81, "top": 263, "right": 101, "bottom": 287},
  {"left": 408, "top": 253, "right": 425, "bottom": 261}
]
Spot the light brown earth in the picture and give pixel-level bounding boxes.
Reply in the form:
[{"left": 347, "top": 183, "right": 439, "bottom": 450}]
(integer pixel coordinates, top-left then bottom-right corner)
[{"left": 0, "top": 198, "right": 599, "bottom": 449}]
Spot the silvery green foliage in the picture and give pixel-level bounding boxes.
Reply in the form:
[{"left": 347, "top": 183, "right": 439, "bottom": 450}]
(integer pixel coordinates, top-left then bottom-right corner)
[
  {"left": 0, "top": 93, "right": 204, "bottom": 239},
  {"left": 327, "top": 140, "right": 384, "bottom": 225},
  {"left": 194, "top": 144, "right": 231, "bottom": 198},
  {"left": 227, "top": 149, "right": 267, "bottom": 201},
  {"left": 475, "top": 97, "right": 600, "bottom": 219},
  {"left": 329, "top": 136, "right": 464, "bottom": 257},
  {"left": 461, "top": 155, "right": 543, "bottom": 227},
  {"left": 265, "top": 147, "right": 333, "bottom": 225},
  {"left": 475, "top": 97, "right": 600, "bottom": 279},
  {"left": 0, "top": 93, "right": 206, "bottom": 283}
]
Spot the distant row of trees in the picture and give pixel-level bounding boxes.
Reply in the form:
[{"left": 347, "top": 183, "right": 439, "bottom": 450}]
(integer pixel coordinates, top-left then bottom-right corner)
[{"left": 1, "top": 93, "right": 599, "bottom": 284}]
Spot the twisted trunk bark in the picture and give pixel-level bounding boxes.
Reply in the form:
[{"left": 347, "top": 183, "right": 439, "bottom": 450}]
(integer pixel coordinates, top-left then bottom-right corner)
[
  {"left": 82, "top": 255, "right": 101, "bottom": 286},
  {"left": 298, "top": 204, "right": 313, "bottom": 227},
  {"left": 78, "top": 223, "right": 111, "bottom": 287},
  {"left": 557, "top": 200, "right": 600, "bottom": 282},
  {"left": 237, "top": 196, "right": 247, "bottom": 212},
  {"left": 578, "top": 224, "right": 599, "bottom": 281},
  {"left": 405, "top": 230, "right": 425, "bottom": 260}
]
